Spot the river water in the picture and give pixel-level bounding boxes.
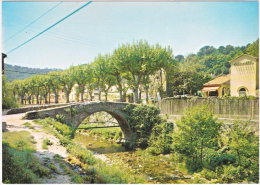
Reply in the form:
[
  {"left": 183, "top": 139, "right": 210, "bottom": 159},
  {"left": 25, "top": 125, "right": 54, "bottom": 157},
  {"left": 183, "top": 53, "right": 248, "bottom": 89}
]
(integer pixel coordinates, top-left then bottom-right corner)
[{"left": 73, "top": 133, "right": 193, "bottom": 184}]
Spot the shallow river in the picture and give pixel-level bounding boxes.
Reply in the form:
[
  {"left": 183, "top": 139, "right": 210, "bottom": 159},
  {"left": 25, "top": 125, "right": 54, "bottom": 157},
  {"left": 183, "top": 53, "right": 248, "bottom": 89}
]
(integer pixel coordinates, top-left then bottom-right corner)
[{"left": 74, "top": 133, "right": 193, "bottom": 184}]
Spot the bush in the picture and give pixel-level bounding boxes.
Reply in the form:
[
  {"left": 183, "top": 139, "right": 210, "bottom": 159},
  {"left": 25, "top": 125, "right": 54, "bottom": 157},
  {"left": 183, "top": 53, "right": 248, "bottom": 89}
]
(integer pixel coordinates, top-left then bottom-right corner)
[
  {"left": 225, "top": 121, "right": 259, "bottom": 183},
  {"left": 217, "top": 165, "right": 243, "bottom": 183},
  {"left": 2, "top": 76, "right": 19, "bottom": 109},
  {"left": 147, "top": 121, "right": 174, "bottom": 155},
  {"left": 55, "top": 114, "right": 66, "bottom": 124},
  {"left": 123, "top": 104, "right": 163, "bottom": 148},
  {"left": 173, "top": 105, "right": 222, "bottom": 172}
]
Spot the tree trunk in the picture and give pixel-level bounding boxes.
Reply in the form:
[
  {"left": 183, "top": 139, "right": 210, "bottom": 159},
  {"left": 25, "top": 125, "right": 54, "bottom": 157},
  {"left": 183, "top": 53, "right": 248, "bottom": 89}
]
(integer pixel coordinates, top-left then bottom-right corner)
[
  {"left": 44, "top": 95, "right": 48, "bottom": 104},
  {"left": 145, "top": 87, "right": 149, "bottom": 104},
  {"left": 119, "top": 90, "right": 123, "bottom": 102},
  {"left": 98, "top": 91, "right": 101, "bottom": 101},
  {"left": 36, "top": 95, "right": 39, "bottom": 104},
  {"left": 80, "top": 92, "right": 84, "bottom": 102},
  {"left": 54, "top": 92, "right": 59, "bottom": 103},
  {"left": 66, "top": 93, "right": 70, "bottom": 103},
  {"left": 48, "top": 91, "right": 51, "bottom": 104},
  {"left": 139, "top": 88, "right": 142, "bottom": 103},
  {"left": 133, "top": 87, "right": 139, "bottom": 103},
  {"left": 105, "top": 92, "right": 108, "bottom": 101},
  {"left": 89, "top": 92, "right": 93, "bottom": 101},
  {"left": 123, "top": 91, "right": 127, "bottom": 102},
  {"left": 28, "top": 96, "right": 31, "bottom": 104}
]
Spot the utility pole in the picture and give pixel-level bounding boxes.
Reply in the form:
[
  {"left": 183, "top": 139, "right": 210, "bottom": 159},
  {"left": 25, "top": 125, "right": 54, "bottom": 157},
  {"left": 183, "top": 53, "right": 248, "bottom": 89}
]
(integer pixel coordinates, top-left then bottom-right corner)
[{"left": 2, "top": 53, "right": 7, "bottom": 74}]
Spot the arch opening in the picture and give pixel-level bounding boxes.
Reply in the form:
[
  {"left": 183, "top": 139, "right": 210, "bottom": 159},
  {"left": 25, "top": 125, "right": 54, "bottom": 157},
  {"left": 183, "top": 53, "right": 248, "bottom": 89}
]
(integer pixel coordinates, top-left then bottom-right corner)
[
  {"left": 238, "top": 87, "right": 247, "bottom": 96},
  {"left": 74, "top": 111, "right": 132, "bottom": 142}
]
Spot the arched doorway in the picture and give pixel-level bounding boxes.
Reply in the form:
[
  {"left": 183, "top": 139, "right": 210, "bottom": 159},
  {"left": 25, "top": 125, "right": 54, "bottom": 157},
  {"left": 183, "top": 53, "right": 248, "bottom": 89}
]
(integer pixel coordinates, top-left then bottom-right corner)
[{"left": 238, "top": 87, "right": 247, "bottom": 96}]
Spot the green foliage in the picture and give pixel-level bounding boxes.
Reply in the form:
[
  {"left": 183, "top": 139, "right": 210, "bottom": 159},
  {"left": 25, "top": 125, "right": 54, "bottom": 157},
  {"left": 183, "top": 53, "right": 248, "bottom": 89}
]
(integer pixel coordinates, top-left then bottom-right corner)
[
  {"left": 34, "top": 118, "right": 73, "bottom": 146},
  {"left": 147, "top": 121, "right": 174, "bottom": 155},
  {"left": 223, "top": 121, "right": 259, "bottom": 182},
  {"left": 124, "top": 104, "right": 163, "bottom": 148},
  {"left": 55, "top": 114, "right": 66, "bottom": 124},
  {"left": 2, "top": 131, "right": 51, "bottom": 183},
  {"left": 2, "top": 75, "right": 19, "bottom": 109},
  {"left": 67, "top": 144, "right": 96, "bottom": 165},
  {"left": 4, "top": 63, "right": 60, "bottom": 82},
  {"left": 42, "top": 139, "right": 53, "bottom": 149},
  {"left": 78, "top": 123, "right": 123, "bottom": 141},
  {"left": 3, "top": 131, "right": 36, "bottom": 151},
  {"left": 89, "top": 127, "right": 122, "bottom": 141},
  {"left": 40, "top": 118, "right": 73, "bottom": 137},
  {"left": 245, "top": 39, "right": 259, "bottom": 57},
  {"left": 23, "top": 122, "right": 35, "bottom": 129},
  {"left": 173, "top": 105, "right": 222, "bottom": 171},
  {"left": 113, "top": 40, "right": 173, "bottom": 103}
]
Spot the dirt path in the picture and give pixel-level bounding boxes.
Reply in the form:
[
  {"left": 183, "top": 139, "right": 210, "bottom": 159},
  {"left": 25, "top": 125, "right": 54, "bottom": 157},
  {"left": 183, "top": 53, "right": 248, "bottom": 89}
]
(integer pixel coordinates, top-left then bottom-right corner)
[{"left": 2, "top": 113, "right": 73, "bottom": 184}]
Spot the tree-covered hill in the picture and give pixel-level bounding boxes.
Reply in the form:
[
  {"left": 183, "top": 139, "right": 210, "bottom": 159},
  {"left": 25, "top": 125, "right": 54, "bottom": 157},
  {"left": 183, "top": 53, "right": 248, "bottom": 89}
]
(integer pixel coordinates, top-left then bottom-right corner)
[
  {"left": 175, "top": 39, "right": 259, "bottom": 77},
  {"left": 167, "top": 39, "right": 259, "bottom": 96},
  {"left": 4, "top": 63, "right": 61, "bottom": 82}
]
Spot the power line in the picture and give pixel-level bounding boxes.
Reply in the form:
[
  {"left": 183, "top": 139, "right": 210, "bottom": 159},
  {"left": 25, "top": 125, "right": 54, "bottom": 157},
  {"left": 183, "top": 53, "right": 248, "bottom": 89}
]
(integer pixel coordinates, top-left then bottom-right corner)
[
  {"left": 4, "top": 2, "right": 63, "bottom": 43},
  {"left": 6, "top": 1, "right": 93, "bottom": 54}
]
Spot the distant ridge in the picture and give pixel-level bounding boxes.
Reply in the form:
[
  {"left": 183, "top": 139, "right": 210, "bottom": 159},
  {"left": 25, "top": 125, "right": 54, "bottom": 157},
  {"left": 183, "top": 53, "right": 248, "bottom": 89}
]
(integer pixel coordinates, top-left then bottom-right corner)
[{"left": 4, "top": 63, "right": 62, "bottom": 82}]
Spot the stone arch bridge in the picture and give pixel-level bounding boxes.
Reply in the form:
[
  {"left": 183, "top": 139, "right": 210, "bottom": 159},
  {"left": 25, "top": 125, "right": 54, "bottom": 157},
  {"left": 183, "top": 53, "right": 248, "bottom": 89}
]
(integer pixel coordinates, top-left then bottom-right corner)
[{"left": 24, "top": 102, "right": 134, "bottom": 141}]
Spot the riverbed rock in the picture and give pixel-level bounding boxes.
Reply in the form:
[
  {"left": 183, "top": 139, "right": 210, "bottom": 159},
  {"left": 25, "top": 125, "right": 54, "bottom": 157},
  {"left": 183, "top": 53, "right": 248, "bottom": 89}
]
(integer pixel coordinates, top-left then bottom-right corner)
[
  {"left": 170, "top": 174, "right": 181, "bottom": 180},
  {"left": 183, "top": 175, "right": 193, "bottom": 179}
]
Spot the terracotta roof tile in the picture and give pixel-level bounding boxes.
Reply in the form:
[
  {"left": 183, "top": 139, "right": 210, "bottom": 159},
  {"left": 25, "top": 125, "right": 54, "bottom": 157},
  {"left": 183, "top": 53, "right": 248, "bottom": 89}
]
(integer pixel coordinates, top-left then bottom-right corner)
[{"left": 204, "top": 74, "right": 230, "bottom": 86}]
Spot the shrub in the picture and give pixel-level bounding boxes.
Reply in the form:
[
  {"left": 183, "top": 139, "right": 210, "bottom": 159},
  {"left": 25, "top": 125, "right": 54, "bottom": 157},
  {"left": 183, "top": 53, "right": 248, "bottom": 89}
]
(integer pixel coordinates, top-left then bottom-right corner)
[
  {"left": 55, "top": 114, "right": 66, "bottom": 124},
  {"left": 147, "top": 121, "right": 174, "bottom": 155},
  {"left": 173, "top": 105, "right": 222, "bottom": 172},
  {"left": 200, "top": 169, "right": 218, "bottom": 180},
  {"left": 2, "top": 76, "right": 19, "bottom": 109},
  {"left": 123, "top": 104, "right": 163, "bottom": 148},
  {"left": 225, "top": 121, "right": 259, "bottom": 183},
  {"left": 217, "top": 165, "right": 243, "bottom": 183}
]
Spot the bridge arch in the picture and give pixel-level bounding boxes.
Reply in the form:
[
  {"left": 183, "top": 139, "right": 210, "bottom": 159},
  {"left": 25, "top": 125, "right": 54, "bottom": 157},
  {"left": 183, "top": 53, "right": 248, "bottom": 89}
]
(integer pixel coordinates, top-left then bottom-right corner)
[
  {"left": 71, "top": 103, "right": 133, "bottom": 140},
  {"left": 24, "top": 102, "right": 134, "bottom": 141}
]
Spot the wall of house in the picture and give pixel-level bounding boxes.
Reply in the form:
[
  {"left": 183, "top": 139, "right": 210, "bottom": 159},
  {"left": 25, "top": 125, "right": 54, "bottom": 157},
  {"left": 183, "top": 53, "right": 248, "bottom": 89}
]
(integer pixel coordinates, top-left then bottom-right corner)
[
  {"left": 158, "top": 97, "right": 259, "bottom": 120},
  {"left": 230, "top": 56, "right": 258, "bottom": 96}
]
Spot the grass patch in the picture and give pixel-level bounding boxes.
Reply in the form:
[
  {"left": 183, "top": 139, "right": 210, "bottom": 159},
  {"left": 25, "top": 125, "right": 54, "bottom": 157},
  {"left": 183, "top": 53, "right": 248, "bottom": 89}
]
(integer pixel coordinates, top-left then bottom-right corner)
[
  {"left": 42, "top": 139, "right": 53, "bottom": 150},
  {"left": 23, "top": 122, "right": 35, "bottom": 129},
  {"left": 67, "top": 144, "right": 96, "bottom": 165},
  {"left": 3, "top": 131, "right": 36, "bottom": 151},
  {"left": 2, "top": 131, "right": 51, "bottom": 183}
]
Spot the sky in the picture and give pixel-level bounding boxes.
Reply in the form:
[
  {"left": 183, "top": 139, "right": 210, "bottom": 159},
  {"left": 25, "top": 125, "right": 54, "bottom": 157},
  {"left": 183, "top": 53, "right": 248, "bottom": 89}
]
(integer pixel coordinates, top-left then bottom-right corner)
[{"left": 2, "top": 1, "right": 259, "bottom": 69}]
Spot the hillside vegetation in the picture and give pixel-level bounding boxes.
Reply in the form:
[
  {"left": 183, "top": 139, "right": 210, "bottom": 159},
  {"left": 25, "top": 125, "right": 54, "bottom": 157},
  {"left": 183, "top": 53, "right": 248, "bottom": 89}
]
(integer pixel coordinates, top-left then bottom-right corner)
[{"left": 4, "top": 63, "right": 61, "bottom": 82}]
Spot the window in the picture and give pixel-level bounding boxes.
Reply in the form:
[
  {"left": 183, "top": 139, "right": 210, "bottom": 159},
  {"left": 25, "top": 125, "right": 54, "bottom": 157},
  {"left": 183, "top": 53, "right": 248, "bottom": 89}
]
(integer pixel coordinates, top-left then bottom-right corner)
[
  {"left": 209, "top": 91, "right": 218, "bottom": 96},
  {"left": 239, "top": 88, "right": 247, "bottom": 96}
]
